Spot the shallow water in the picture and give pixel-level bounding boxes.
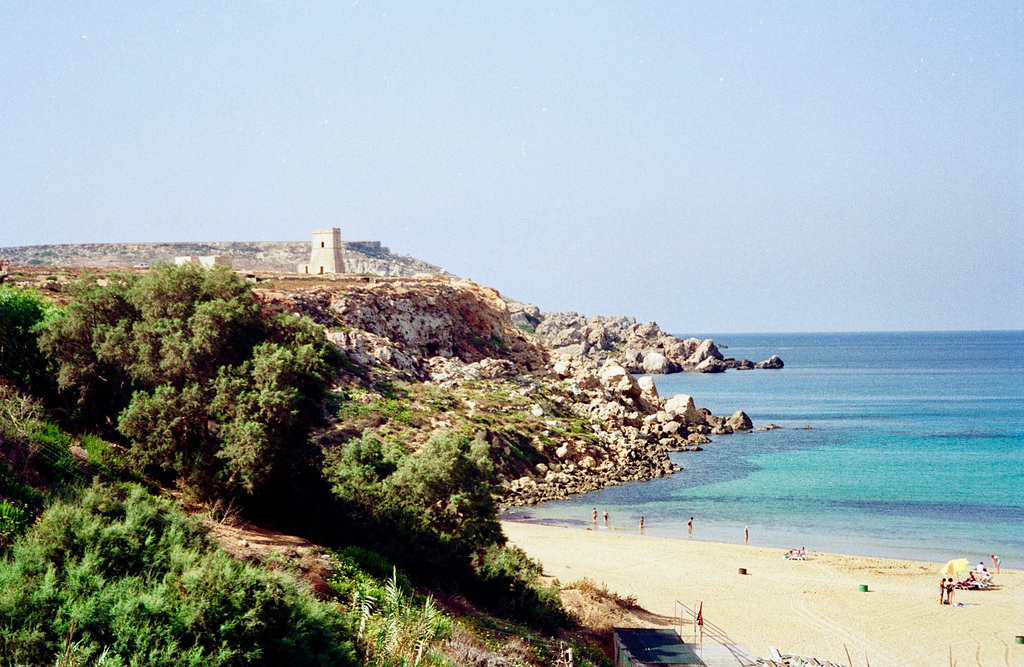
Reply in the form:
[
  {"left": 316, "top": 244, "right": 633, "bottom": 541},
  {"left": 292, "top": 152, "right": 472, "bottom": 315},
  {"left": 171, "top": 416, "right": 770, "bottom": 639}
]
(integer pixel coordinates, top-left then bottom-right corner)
[{"left": 502, "top": 331, "right": 1024, "bottom": 569}]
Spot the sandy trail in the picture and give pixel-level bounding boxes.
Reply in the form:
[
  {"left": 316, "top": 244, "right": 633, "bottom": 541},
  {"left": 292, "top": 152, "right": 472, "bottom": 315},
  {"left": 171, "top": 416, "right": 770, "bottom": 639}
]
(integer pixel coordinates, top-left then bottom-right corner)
[{"left": 502, "top": 521, "right": 1023, "bottom": 667}]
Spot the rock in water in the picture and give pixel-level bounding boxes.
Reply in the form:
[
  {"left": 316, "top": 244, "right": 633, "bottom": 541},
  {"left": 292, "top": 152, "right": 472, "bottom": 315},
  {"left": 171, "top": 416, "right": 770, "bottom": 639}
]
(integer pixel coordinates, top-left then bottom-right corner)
[
  {"left": 694, "top": 357, "right": 728, "bottom": 373},
  {"left": 725, "top": 411, "right": 753, "bottom": 431},
  {"left": 642, "top": 351, "right": 670, "bottom": 374},
  {"left": 754, "top": 354, "right": 785, "bottom": 369}
]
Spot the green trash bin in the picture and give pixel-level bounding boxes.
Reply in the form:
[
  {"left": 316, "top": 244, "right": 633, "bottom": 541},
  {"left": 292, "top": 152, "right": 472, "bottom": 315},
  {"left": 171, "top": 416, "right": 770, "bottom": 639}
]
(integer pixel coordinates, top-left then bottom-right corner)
[{"left": 859, "top": 584, "right": 868, "bottom": 592}]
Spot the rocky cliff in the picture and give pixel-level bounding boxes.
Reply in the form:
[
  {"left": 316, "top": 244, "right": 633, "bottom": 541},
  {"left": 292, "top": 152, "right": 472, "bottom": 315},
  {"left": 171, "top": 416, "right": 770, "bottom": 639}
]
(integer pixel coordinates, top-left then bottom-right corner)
[{"left": 251, "top": 276, "right": 756, "bottom": 506}]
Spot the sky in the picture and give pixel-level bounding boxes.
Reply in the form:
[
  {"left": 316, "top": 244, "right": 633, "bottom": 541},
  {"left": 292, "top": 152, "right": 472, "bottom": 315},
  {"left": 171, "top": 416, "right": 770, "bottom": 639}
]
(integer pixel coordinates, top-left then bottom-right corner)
[{"left": 2, "top": 2, "right": 1021, "bottom": 333}]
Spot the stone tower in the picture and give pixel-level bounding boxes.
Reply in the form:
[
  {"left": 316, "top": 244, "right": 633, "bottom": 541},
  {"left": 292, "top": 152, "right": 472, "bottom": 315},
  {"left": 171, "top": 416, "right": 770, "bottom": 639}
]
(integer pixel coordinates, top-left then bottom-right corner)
[{"left": 300, "top": 228, "right": 343, "bottom": 274}]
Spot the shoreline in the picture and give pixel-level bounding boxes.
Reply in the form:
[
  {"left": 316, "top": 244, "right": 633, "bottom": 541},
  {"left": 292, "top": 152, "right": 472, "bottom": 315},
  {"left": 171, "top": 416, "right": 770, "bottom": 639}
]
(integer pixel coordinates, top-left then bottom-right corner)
[
  {"left": 502, "top": 520, "right": 1024, "bottom": 667},
  {"left": 500, "top": 510, "right": 1023, "bottom": 571}
]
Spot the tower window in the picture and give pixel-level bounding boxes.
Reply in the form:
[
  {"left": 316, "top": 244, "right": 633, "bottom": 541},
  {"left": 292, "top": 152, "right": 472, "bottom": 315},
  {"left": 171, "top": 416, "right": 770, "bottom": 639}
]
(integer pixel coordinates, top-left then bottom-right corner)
[{"left": 321, "top": 242, "right": 325, "bottom": 248}]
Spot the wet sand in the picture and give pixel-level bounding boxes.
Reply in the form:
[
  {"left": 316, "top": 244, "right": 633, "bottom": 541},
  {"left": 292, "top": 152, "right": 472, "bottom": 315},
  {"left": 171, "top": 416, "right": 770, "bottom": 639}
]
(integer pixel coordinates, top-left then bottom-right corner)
[{"left": 503, "top": 521, "right": 1023, "bottom": 667}]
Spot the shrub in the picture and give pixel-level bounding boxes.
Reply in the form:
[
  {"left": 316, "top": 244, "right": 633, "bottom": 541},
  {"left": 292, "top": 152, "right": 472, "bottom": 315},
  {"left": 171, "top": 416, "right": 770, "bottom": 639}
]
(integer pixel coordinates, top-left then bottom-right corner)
[
  {"left": 385, "top": 431, "right": 502, "bottom": 551},
  {"left": 347, "top": 568, "right": 452, "bottom": 667},
  {"left": 0, "top": 483, "right": 357, "bottom": 666},
  {"left": 39, "top": 265, "right": 334, "bottom": 502},
  {"left": 0, "top": 285, "right": 56, "bottom": 395},
  {"left": 473, "top": 544, "right": 571, "bottom": 633}
]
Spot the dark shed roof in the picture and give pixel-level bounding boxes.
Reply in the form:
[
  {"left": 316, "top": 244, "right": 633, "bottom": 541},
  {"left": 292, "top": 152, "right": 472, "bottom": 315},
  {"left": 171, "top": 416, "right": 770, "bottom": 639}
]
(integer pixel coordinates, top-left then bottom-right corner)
[{"left": 614, "top": 628, "right": 705, "bottom": 666}]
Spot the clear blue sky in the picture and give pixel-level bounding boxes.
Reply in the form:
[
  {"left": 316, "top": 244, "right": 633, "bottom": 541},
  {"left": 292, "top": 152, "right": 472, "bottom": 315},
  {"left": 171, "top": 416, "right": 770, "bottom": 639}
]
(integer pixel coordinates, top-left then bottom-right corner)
[{"left": 2, "top": 2, "right": 1021, "bottom": 332}]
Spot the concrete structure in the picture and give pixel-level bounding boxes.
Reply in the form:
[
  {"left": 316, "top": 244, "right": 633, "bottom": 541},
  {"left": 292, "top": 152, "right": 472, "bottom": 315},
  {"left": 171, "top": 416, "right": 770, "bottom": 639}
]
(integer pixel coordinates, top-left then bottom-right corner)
[
  {"left": 299, "top": 228, "right": 344, "bottom": 275},
  {"left": 174, "top": 255, "right": 232, "bottom": 268},
  {"left": 299, "top": 228, "right": 387, "bottom": 275}
]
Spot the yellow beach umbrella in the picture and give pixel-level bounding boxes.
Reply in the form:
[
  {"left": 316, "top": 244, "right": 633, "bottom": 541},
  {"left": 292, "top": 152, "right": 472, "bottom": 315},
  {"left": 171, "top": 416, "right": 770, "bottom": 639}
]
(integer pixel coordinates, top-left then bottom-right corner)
[{"left": 942, "top": 558, "right": 970, "bottom": 576}]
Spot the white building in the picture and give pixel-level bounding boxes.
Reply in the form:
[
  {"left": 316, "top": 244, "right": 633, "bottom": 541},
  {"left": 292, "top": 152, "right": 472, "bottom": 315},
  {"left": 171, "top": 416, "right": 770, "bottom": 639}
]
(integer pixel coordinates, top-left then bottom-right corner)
[{"left": 298, "top": 228, "right": 344, "bottom": 274}]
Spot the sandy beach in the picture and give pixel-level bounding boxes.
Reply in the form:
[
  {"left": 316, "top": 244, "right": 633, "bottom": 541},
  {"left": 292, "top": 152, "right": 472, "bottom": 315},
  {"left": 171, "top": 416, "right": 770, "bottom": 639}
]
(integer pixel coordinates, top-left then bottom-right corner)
[{"left": 503, "top": 521, "right": 1023, "bottom": 667}]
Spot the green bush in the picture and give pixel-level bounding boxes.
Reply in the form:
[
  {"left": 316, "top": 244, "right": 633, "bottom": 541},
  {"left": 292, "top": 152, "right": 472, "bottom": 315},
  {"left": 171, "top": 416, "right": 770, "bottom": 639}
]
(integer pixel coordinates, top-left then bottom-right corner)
[
  {"left": 0, "top": 483, "right": 357, "bottom": 666},
  {"left": 473, "top": 544, "right": 571, "bottom": 633},
  {"left": 39, "top": 264, "right": 334, "bottom": 501},
  {"left": 0, "top": 285, "right": 56, "bottom": 395},
  {"left": 384, "top": 431, "right": 502, "bottom": 551}
]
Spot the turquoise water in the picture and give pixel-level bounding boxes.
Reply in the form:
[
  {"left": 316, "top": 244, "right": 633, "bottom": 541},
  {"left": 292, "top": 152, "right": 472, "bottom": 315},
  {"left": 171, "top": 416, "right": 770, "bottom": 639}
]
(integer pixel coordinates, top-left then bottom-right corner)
[{"left": 502, "top": 331, "right": 1024, "bottom": 569}]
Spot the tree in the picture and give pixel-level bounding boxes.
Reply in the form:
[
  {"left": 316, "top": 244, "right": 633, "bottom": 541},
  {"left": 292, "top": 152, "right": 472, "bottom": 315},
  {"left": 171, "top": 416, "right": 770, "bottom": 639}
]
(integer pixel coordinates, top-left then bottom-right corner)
[
  {"left": 39, "top": 264, "right": 334, "bottom": 500},
  {"left": 38, "top": 273, "right": 140, "bottom": 425},
  {"left": 0, "top": 286, "right": 55, "bottom": 395},
  {"left": 386, "top": 431, "right": 503, "bottom": 550}
]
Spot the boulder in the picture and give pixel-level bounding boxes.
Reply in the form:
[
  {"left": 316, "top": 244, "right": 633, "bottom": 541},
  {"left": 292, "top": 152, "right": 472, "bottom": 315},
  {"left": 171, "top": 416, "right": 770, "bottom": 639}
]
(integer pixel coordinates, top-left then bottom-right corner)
[
  {"left": 725, "top": 411, "right": 753, "bottom": 431},
  {"left": 694, "top": 357, "right": 728, "bottom": 373},
  {"left": 598, "top": 360, "right": 643, "bottom": 401},
  {"left": 663, "top": 394, "right": 705, "bottom": 424},
  {"left": 630, "top": 321, "right": 663, "bottom": 341},
  {"left": 755, "top": 355, "right": 785, "bottom": 369},
  {"left": 637, "top": 376, "right": 659, "bottom": 399},
  {"left": 686, "top": 432, "right": 712, "bottom": 445},
  {"left": 586, "top": 325, "right": 612, "bottom": 350},
  {"left": 661, "top": 421, "right": 682, "bottom": 436},
  {"left": 642, "top": 352, "right": 670, "bottom": 375},
  {"left": 686, "top": 338, "right": 724, "bottom": 366},
  {"left": 553, "top": 359, "right": 572, "bottom": 378},
  {"left": 553, "top": 328, "right": 585, "bottom": 348},
  {"left": 620, "top": 348, "right": 644, "bottom": 367}
]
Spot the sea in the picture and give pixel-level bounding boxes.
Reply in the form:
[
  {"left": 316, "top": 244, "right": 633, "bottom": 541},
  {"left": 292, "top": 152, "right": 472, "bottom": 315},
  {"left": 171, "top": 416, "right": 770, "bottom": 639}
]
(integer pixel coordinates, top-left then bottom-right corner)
[{"left": 502, "top": 331, "right": 1024, "bottom": 569}]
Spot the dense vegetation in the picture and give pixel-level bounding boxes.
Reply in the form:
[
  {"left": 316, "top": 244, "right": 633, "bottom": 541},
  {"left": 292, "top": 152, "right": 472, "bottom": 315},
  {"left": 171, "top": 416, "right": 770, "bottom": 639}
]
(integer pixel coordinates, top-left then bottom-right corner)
[
  {"left": 38, "top": 266, "right": 333, "bottom": 500},
  {"left": 0, "top": 484, "right": 356, "bottom": 666},
  {"left": 0, "top": 269, "right": 599, "bottom": 666}
]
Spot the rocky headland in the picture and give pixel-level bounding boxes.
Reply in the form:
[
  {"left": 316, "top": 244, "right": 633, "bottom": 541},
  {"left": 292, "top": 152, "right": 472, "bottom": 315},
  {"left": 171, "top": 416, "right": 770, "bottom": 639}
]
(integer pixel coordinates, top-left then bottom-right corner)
[
  {"left": 252, "top": 276, "right": 760, "bottom": 506},
  {"left": 506, "top": 300, "right": 783, "bottom": 375}
]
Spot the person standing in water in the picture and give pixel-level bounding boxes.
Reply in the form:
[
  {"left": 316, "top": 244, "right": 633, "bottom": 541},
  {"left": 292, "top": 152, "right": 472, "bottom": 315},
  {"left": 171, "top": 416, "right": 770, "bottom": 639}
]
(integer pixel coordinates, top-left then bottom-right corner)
[
  {"left": 687, "top": 517, "right": 693, "bottom": 533},
  {"left": 639, "top": 516, "right": 645, "bottom": 532},
  {"left": 603, "top": 510, "right": 609, "bottom": 525},
  {"left": 744, "top": 525, "right": 749, "bottom": 544},
  {"left": 592, "top": 508, "right": 598, "bottom": 523}
]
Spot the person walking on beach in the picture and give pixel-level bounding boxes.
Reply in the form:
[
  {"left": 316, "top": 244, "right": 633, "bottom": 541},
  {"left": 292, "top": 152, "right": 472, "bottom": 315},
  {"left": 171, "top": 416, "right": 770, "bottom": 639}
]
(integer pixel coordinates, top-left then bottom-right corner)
[
  {"left": 990, "top": 554, "right": 1001, "bottom": 573},
  {"left": 744, "top": 525, "right": 749, "bottom": 544}
]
